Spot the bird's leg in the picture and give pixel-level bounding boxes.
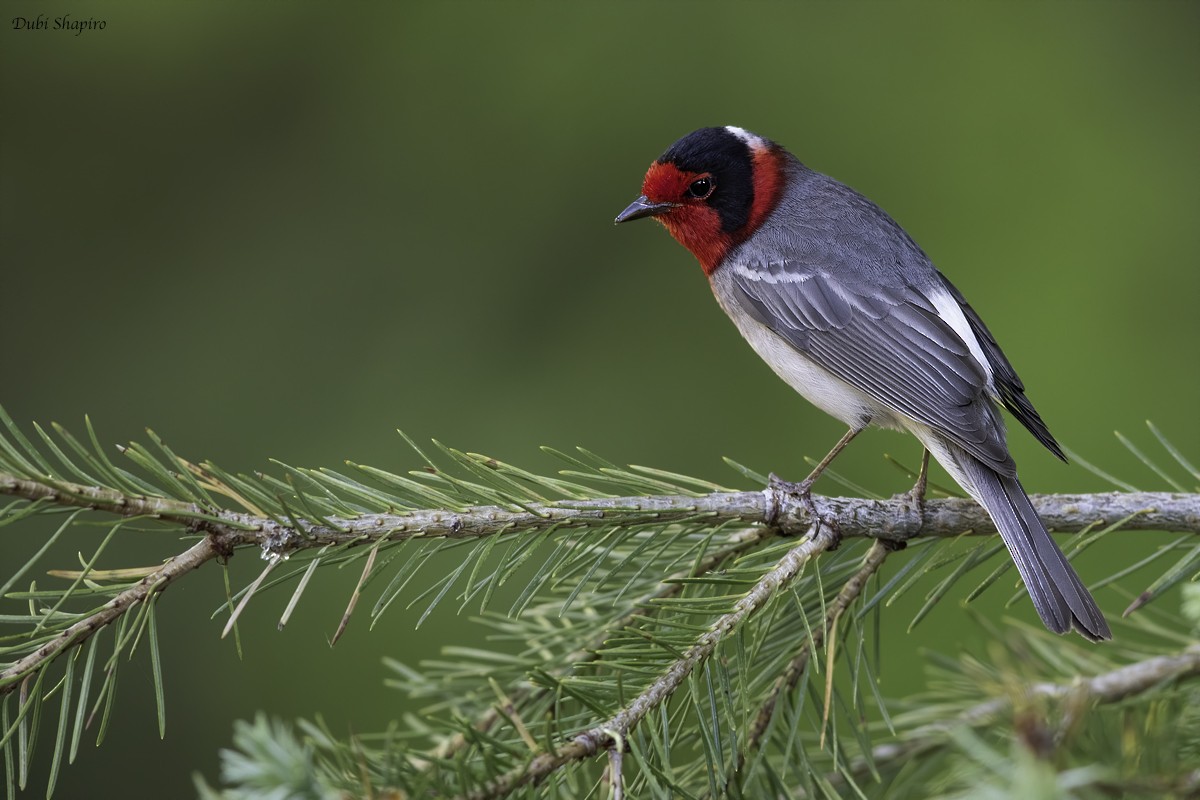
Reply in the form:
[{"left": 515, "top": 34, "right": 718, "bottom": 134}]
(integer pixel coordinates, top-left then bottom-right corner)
[
  {"left": 887, "top": 448, "right": 929, "bottom": 542},
  {"left": 769, "top": 425, "right": 864, "bottom": 545},
  {"left": 908, "top": 448, "right": 930, "bottom": 511}
]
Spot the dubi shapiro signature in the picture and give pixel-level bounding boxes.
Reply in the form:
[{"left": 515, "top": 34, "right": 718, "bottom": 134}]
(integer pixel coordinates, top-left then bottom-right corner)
[{"left": 12, "top": 15, "right": 107, "bottom": 36}]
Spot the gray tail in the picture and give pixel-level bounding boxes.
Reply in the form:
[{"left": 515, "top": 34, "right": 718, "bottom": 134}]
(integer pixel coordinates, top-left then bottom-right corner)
[{"left": 958, "top": 453, "right": 1111, "bottom": 641}]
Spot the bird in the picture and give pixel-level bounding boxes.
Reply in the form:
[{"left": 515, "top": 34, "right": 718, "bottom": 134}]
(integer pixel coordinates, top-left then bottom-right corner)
[{"left": 615, "top": 125, "right": 1110, "bottom": 641}]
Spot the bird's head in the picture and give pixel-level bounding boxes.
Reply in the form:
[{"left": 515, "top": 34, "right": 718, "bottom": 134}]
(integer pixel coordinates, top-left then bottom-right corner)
[{"left": 615, "top": 126, "right": 787, "bottom": 274}]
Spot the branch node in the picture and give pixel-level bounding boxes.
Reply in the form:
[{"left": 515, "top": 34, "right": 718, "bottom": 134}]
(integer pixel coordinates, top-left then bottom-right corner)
[
  {"left": 208, "top": 533, "right": 236, "bottom": 562},
  {"left": 571, "top": 731, "right": 602, "bottom": 757},
  {"left": 762, "top": 486, "right": 781, "bottom": 529}
]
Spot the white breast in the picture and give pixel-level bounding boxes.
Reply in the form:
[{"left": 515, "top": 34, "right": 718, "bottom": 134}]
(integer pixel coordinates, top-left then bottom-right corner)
[{"left": 709, "top": 268, "right": 901, "bottom": 431}]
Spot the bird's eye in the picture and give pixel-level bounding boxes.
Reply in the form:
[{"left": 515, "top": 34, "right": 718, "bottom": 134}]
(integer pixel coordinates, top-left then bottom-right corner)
[{"left": 686, "top": 177, "right": 714, "bottom": 199}]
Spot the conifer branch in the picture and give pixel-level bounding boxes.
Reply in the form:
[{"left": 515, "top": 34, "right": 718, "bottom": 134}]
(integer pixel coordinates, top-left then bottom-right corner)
[
  {"left": 2, "top": 467, "right": 1198, "bottom": 696},
  {"left": 0, "top": 536, "right": 221, "bottom": 696},
  {"left": 840, "top": 643, "right": 1200, "bottom": 784},
  {"left": 3, "top": 473, "right": 1197, "bottom": 551},
  {"left": 734, "top": 538, "right": 898, "bottom": 788},
  {"left": 455, "top": 525, "right": 840, "bottom": 800},
  {"left": 3, "top": 412, "right": 1198, "bottom": 798},
  {"left": 431, "top": 526, "right": 770, "bottom": 761}
]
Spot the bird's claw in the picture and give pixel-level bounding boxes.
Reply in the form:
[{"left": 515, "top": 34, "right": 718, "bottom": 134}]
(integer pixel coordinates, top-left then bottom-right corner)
[
  {"left": 767, "top": 472, "right": 841, "bottom": 549},
  {"left": 891, "top": 483, "right": 926, "bottom": 517}
]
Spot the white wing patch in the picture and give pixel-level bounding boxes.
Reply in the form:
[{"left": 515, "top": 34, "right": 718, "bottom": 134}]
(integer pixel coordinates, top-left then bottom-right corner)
[
  {"left": 730, "top": 261, "right": 810, "bottom": 285},
  {"left": 928, "top": 285, "right": 994, "bottom": 389}
]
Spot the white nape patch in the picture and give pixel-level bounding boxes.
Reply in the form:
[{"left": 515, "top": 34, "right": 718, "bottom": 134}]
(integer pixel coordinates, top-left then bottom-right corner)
[
  {"left": 730, "top": 261, "right": 810, "bottom": 285},
  {"left": 724, "top": 125, "right": 764, "bottom": 149},
  {"left": 928, "top": 286, "right": 994, "bottom": 388}
]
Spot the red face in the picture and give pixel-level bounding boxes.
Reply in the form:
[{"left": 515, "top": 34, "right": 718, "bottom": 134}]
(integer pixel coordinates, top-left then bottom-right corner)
[{"left": 640, "top": 161, "right": 731, "bottom": 274}]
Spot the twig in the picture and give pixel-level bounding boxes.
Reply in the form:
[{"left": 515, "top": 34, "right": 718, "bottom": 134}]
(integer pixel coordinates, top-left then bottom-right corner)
[
  {"left": 432, "top": 526, "right": 770, "bottom": 761},
  {"left": 0, "top": 537, "right": 222, "bottom": 695},
  {"left": 454, "top": 526, "right": 839, "bottom": 800},
  {"left": 605, "top": 740, "right": 624, "bottom": 800},
  {"left": 733, "top": 539, "right": 896, "bottom": 789},
  {"left": 839, "top": 645, "right": 1200, "bottom": 783}
]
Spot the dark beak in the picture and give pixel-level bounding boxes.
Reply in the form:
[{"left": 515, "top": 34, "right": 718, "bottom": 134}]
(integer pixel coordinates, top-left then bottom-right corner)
[{"left": 614, "top": 195, "right": 677, "bottom": 224}]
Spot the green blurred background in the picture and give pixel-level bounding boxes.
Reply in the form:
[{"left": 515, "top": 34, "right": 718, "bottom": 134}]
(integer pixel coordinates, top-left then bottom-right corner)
[{"left": 3, "top": 1, "right": 1198, "bottom": 795}]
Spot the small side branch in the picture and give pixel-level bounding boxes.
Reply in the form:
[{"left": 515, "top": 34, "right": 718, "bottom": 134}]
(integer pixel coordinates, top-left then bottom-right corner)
[
  {"left": 840, "top": 645, "right": 1200, "bottom": 783},
  {"left": 0, "top": 537, "right": 222, "bottom": 695},
  {"left": 737, "top": 539, "right": 897, "bottom": 782},
  {"left": 432, "top": 526, "right": 770, "bottom": 761},
  {"left": 457, "top": 527, "right": 840, "bottom": 800}
]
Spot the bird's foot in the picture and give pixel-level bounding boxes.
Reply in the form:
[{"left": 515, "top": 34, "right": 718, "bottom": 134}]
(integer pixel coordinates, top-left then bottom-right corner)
[
  {"left": 892, "top": 482, "right": 926, "bottom": 517},
  {"left": 767, "top": 473, "right": 841, "bottom": 549}
]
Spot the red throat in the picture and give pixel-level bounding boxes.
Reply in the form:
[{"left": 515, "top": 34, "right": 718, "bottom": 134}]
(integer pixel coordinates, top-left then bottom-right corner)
[
  {"left": 641, "top": 145, "right": 787, "bottom": 276},
  {"left": 659, "top": 211, "right": 730, "bottom": 276}
]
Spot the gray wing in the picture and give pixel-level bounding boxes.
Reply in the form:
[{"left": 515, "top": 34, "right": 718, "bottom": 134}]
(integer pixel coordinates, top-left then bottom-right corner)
[{"left": 727, "top": 261, "right": 1016, "bottom": 475}]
